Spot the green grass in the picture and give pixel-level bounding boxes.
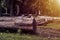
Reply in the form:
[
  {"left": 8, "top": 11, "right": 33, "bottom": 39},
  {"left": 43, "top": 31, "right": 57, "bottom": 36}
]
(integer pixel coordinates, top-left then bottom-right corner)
[
  {"left": 37, "top": 23, "right": 60, "bottom": 30},
  {"left": 0, "top": 32, "right": 59, "bottom": 40},
  {"left": 0, "top": 32, "right": 43, "bottom": 40},
  {"left": 46, "top": 23, "right": 60, "bottom": 29}
]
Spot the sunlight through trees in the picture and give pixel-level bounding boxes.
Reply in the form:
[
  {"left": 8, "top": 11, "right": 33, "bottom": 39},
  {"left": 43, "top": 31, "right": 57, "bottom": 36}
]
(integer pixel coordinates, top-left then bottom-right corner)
[{"left": 0, "top": 0, "right": 60, "bottom": 16}]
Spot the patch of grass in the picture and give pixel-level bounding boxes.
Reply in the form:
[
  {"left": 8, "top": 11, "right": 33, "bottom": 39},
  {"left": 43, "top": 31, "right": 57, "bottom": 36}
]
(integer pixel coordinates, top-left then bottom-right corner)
[
  {"left": 37, "top": 23, "right": 60, "bottom": 29},
  {"left": 46, "top": 23, "right": 60, "bottom": 29},
  {"left": 0, "top": 32, "right": 59, "bottom": 40}
]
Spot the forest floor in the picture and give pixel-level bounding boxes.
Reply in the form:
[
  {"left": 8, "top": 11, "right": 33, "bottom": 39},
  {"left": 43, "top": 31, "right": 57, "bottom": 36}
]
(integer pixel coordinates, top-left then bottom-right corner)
[
  {"left": 0, "top": 23, "right": 60, "bottom": 40},
  {"left": 0, "top": 17, "right": 60, "bottom": 40}
]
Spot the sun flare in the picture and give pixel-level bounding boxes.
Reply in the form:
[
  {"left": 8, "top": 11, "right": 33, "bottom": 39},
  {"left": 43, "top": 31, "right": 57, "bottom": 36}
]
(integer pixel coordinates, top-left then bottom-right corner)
[{"left": 56, "top": 0, "right": 60, "bottom": 5}]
